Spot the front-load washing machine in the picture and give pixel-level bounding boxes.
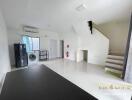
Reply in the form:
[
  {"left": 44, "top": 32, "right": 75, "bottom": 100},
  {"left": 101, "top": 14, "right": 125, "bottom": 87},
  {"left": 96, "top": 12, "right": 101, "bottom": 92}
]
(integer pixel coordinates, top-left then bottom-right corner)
[{"left": 28, "top": 51, "right": 39, "bottom": 66}]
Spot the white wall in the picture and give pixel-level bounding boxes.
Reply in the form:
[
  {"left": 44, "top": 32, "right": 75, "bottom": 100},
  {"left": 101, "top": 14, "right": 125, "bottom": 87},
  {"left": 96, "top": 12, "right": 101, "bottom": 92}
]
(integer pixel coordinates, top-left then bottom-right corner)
[
  {"left": 59, "top": 32, "right": 79, "bottom": 61},
  {"left": 60, "top": 21, "right": 109, "bottom": 66},
  {"left": 80, "top": 29, "right": 109, "bottom": 66},
  {"left": 99, "top": 20, "right": 129, "bottom": 55},
  {"left": 125, "top": 31, "right": 132, "bottom": 83},
  {"left": 0, "top": 9, "right": 10, "bottom": 82},
  {"left": 7, "top": 28, "right": 60, "bottom": 65},
  {"left": 75, "top": 21, "right": 109, "bottom": 66},
  {"left": 76, "top": 50, "right": 84, "bottom": 62}
]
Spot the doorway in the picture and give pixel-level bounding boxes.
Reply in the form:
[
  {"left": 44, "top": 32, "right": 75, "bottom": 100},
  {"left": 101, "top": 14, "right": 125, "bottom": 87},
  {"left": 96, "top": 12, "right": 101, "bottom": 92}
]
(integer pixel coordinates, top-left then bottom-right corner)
[
  {"left": 60, "top": 40, "right": 64, "bottom": 58},
  {"left": 49, "top": 39, "right": 58, "bottom": 59},
  {"left": 76, "top": 50, "right": 88, "bottom": 62},
  {"left": 83, "top": 50, "right": 88, "bottom": 62}
]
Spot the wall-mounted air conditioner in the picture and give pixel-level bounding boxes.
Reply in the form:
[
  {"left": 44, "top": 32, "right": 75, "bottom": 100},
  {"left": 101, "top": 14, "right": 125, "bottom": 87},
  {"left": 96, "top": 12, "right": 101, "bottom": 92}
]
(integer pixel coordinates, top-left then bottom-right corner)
[{"left": 23, "top": 26, "right": 39, "bottom": 33}]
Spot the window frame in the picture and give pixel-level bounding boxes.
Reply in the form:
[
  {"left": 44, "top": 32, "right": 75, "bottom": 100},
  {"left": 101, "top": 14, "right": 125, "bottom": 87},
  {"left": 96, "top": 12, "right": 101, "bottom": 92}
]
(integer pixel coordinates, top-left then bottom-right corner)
[{"left": 21, "top": 35, "right": 40, "bottom": 52}]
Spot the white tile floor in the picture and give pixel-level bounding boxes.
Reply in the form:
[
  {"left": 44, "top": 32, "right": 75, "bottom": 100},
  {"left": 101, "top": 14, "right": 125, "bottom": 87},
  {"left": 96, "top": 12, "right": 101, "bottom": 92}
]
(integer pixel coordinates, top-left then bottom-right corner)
[
  {"left": 7, "top": 59, "right": 132, "bottom": 100},
  {"left": 39, "top": 59, "right": 132, "bottom": 100}
]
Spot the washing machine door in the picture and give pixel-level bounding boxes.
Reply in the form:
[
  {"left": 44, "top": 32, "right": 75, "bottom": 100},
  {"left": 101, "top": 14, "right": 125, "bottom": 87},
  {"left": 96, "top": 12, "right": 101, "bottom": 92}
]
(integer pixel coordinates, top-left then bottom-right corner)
[
  {"left": 28, "top": 52, "right": 39, "bottom": 66},
  {"left": 29, "top": 54, "right": 36, "bottom": 61}
]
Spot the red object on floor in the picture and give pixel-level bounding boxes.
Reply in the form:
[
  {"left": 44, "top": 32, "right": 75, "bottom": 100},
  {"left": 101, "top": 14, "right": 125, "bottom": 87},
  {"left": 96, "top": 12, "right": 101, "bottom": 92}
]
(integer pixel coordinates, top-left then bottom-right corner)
[{"left": 66, "top": 51, "right": 69, "bottom": 57}]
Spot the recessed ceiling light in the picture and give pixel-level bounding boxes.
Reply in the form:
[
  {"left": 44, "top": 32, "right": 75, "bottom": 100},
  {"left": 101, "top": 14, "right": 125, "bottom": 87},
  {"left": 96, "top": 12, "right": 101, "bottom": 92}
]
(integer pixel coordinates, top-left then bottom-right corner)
[{"left": 76, "top": 4, "right": 87, "bottom": 12}]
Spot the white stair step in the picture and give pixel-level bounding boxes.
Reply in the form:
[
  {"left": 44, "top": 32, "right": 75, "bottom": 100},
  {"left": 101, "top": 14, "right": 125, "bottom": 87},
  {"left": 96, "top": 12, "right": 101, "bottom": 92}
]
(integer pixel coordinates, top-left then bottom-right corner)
[
  {"left": 105, "top": 68, "right": 122, "bottom": 74},
  {"left": 107, "top": 55, "right": 124, "bottom": 60},
  {"left": 105, "top": 63, "right": 123, "bottom": 71},
  {"left": 106, "top": 59, "right": 124, "bottom": 65}
]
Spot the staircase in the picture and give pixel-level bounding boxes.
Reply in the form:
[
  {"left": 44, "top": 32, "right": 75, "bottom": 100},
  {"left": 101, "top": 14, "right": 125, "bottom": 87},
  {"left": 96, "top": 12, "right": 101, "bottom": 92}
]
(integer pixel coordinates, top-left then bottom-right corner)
[
  {"left": 93, "top": 22, "right": 125, "bottom": 77},
  {"left": 105, "top": 54, "right": 124, "bottom": 77}
]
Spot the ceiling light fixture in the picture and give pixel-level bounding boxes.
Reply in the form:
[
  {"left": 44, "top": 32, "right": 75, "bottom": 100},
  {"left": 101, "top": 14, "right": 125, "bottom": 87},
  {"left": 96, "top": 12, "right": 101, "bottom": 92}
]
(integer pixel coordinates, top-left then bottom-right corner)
[{"left": 76, "top": 4, "right": 87, "bottom": 12}]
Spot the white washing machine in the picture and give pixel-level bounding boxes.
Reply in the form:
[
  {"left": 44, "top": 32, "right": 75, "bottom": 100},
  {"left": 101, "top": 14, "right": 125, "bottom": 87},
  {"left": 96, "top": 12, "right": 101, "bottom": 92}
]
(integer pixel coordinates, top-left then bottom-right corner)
[{"left": 28, "top": 51, "right": 39, "bottom": 66}]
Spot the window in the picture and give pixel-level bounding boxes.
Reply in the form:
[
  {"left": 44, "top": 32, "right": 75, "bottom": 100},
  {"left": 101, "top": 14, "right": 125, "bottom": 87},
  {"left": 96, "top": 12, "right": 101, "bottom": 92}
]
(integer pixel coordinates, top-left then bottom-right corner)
[
  {"left": 22, "top": 36, "right": 40, "bottom": 52},
  {"left": 32, "top": 37, "right": 40, "bottom": 51}
]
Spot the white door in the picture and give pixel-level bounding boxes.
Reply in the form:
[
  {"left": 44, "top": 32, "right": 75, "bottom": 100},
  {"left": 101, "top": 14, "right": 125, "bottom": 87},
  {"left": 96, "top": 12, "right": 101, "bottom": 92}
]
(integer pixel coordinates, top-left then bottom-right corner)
[{"left": 49, "top": 39, "right": 57, "bottom": 59}]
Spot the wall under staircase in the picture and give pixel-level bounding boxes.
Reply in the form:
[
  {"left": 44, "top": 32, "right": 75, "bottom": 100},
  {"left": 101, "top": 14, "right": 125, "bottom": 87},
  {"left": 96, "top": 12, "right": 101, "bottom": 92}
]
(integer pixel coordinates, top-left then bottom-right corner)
[
  {"left": 73, "top": 21, "right": 109, "bottom": 66},
  {"left": 94, "top": 21, "right": 129, "bottom": 55}
]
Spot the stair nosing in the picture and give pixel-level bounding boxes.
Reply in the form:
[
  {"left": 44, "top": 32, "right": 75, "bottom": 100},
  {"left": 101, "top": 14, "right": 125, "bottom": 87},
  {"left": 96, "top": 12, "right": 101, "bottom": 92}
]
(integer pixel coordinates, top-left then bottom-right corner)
[
  {"left": 106, "top": 61, "right": 124, "bottom": 65},
  {"left": 105, "top": 63, "right": 123, "bottom": 70},
  {"left": 105, "top": 66, "right": 123, "bottom": 71},
  {"left": 108, "top": 54, "right": 124, "bottom": 57},
  {"left": 106, "top": 59, "right": 124, "bottom": 63},
  {"left": 107, "top": 57, "right": 124, "bottom": 61}
]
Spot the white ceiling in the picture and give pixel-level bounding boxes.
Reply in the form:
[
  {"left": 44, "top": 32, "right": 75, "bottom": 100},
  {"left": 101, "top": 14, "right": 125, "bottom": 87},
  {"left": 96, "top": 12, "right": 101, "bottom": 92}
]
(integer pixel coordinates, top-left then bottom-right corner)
[{"left": 0, "top": 0, "right": 132, "bottom": 33}]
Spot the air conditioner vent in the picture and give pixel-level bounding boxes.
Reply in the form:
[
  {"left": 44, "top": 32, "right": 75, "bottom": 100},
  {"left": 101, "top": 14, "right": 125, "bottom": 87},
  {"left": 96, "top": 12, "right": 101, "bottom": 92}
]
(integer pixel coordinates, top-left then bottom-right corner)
[{"left": 23, "top": 26, "right": 39, "bottom": 33}]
